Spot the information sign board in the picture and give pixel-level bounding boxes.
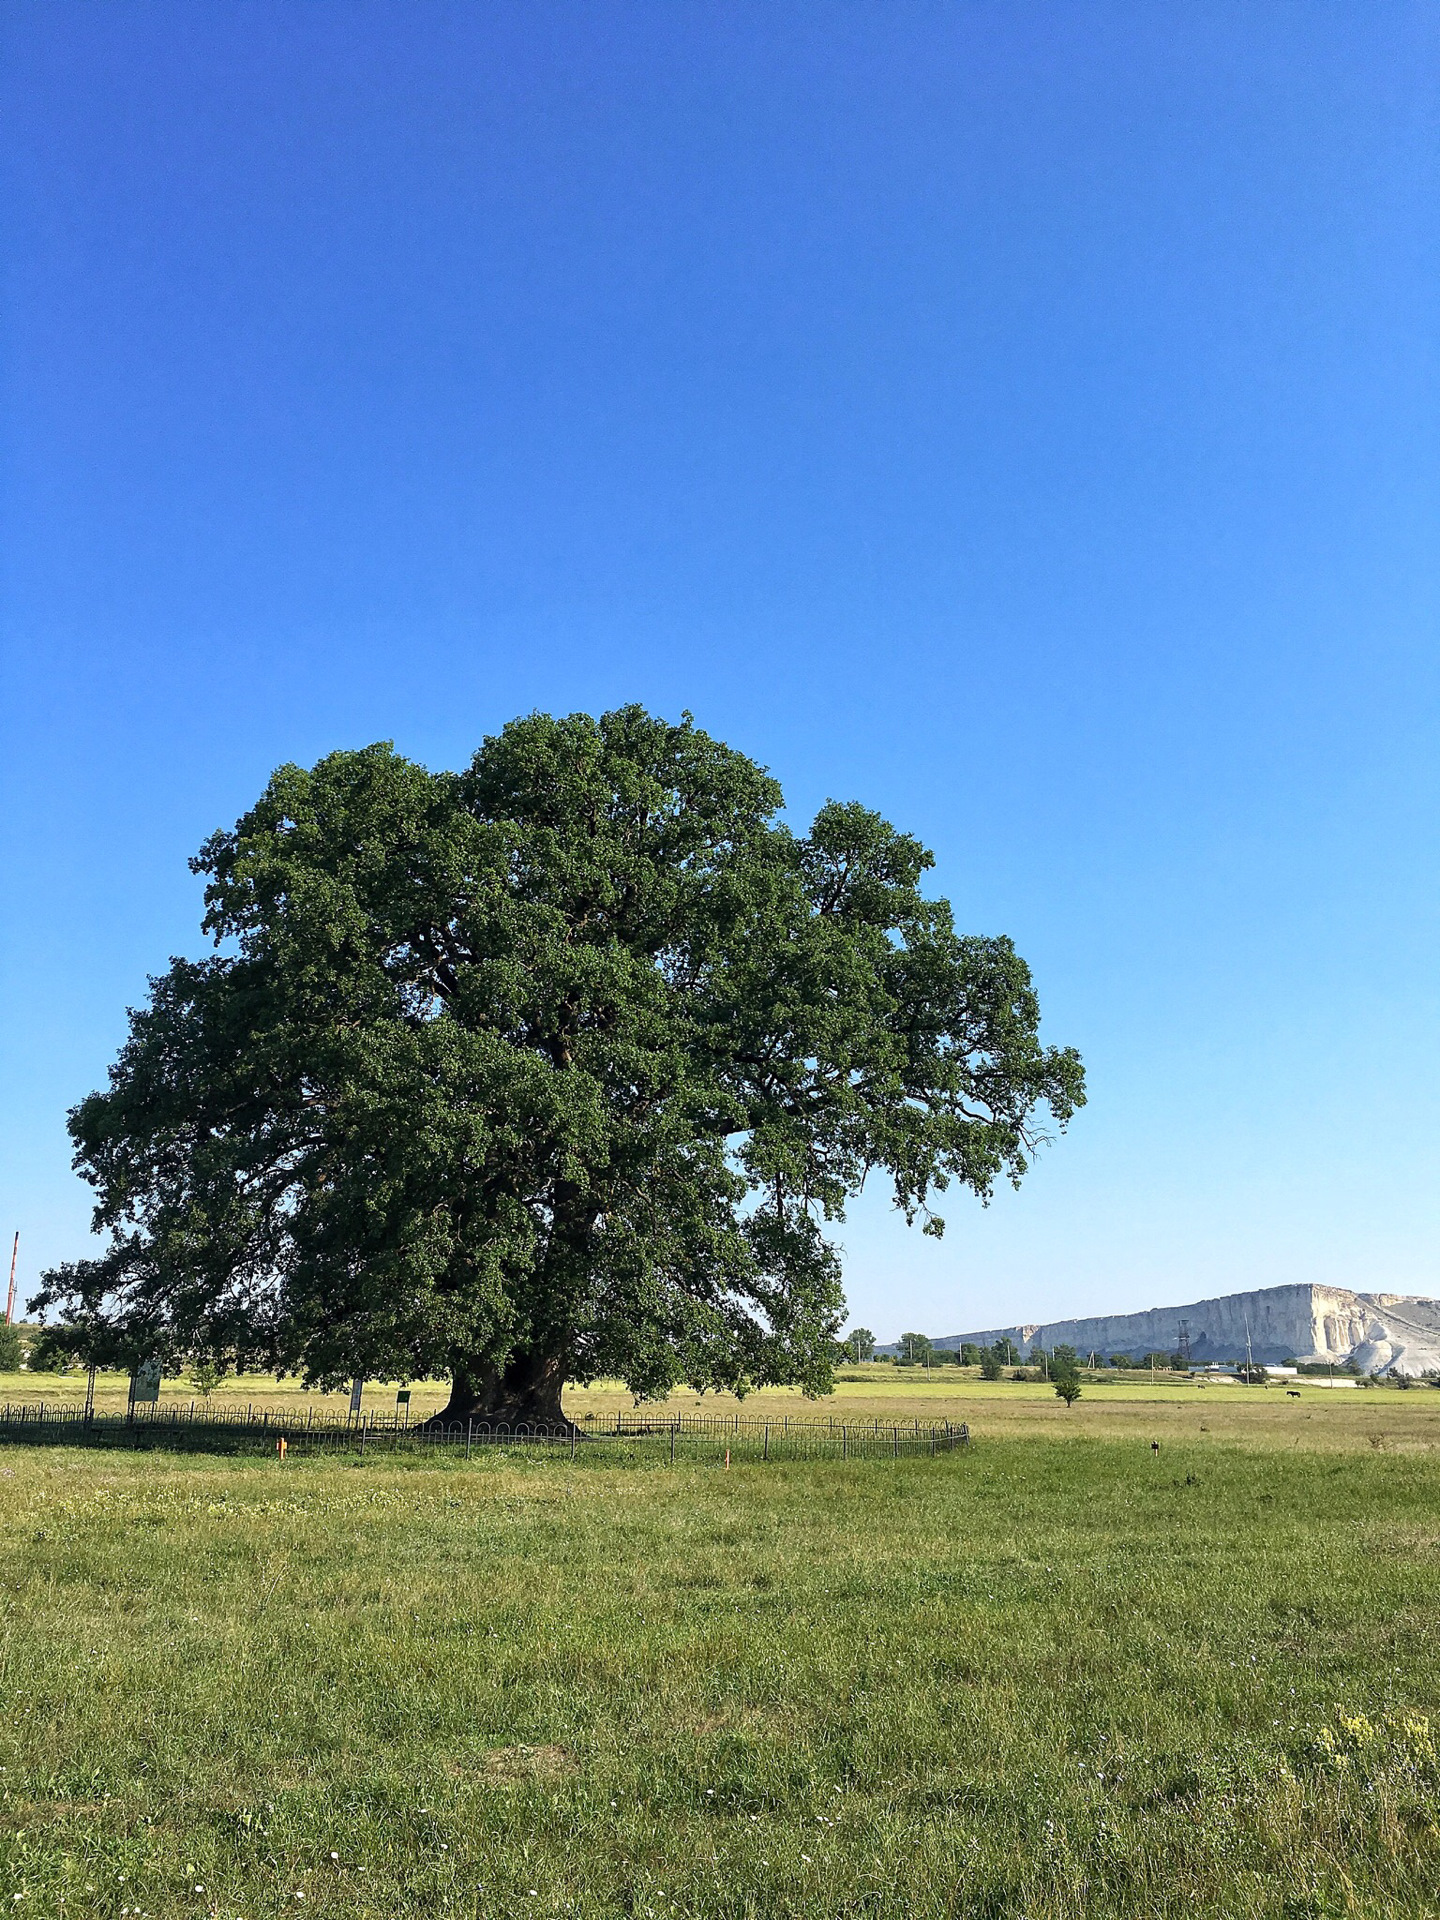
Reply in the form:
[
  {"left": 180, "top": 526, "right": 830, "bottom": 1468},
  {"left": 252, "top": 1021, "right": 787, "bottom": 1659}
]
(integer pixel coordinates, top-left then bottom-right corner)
[{"left": 130, "top": 1357, "right": 161, "bottom": 1405}]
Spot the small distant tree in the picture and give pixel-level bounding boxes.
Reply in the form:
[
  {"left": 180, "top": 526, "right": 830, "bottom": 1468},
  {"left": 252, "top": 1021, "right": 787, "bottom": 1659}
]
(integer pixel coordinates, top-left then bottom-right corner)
[
  {"left": 25, "top": 1329, "right": 70, "bottom": 1373},
  {"left": 845, "top": 1328, "right": 876, "bottom": 1363},
  {"left": 189, "top": 1357, "right": 227, "bottom": 1399},
  {"left": 960, "top": 1342, "right": 981, "bottom": 1365},
  {"left": 946, "top": 1346, "right": 967, "bottom": 1365},
  {"left": 979, "top": 1346, "right": 1004, "bottom": 1381},
  {"left": 1111, "top": 1353, "right": 1133, "bottom": 1370},
  {"left": 0, "top": 1323, "right": 21, "bottom": 1371},
  {"left": 1235, "top": 1362, "right": 1269, "bottom": 1385},
  {"left": 1051, "top": 1352, "right": 1082, "bottom": 1407},
  {"left": 899, "top": 1332, "right": 934, "bottom": 1367}
]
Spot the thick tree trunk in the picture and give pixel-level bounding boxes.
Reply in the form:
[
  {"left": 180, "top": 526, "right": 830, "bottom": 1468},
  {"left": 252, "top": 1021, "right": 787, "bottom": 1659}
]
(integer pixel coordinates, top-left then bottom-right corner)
[{"left": 422, "top": 1348, "right": 576, "bottom": 1434}]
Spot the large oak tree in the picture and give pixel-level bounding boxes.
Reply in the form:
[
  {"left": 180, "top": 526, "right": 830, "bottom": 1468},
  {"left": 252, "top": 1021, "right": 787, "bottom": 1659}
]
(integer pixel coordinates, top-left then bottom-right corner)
[{"left": 36, "top": 708, "right": 1084, "bottom": 1428}]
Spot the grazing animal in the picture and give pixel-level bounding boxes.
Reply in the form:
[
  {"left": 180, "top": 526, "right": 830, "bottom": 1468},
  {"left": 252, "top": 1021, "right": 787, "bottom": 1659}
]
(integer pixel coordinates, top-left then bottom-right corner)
[{"left": 1286, "top": 1390, "right": 1301, "bottom": 1399}]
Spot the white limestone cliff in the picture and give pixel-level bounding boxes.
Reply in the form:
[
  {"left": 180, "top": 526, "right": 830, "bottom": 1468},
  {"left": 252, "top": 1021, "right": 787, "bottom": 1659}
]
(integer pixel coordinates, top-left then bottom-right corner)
[{"left": 907, "top": 1283, "right": 1440, "bottom": 1376}]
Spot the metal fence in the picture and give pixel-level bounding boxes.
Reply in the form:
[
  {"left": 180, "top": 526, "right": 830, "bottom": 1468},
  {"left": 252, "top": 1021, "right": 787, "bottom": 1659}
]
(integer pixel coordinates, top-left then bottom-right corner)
[{"left": 0, "top": 1399, "right": 967, "bottom": 1463}]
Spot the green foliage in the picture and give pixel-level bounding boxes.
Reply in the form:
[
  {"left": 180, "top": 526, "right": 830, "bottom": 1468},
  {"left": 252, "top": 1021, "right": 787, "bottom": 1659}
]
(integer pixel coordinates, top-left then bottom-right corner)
[
  {"left": 24, "top": 1328, "right": 70, "bottom": 1373},
  {"left": 1051, "top": 1351, "right": 1083, "bottom": 1406},
  {"left": 899, "top": 1332, "right": 934, "bottom": 1367},
  {"left": 0, "top": 1322, "right": 20, "bottom": 1371},
  {"left": 959, "top": 1342, "right": 981, "bottom": 1365},
  {"left": 978, "top": 1346, "right": 1004, "bottom": 1381},
  {"left": 843, "top": 1327, "right": 876, "bottom": 1363},
  {"left": 38, "top": 709, "right": 1083, "bottom": 1415},
  {"left": 188, "top": 1357, "right": 228, "bottom": 1399}
]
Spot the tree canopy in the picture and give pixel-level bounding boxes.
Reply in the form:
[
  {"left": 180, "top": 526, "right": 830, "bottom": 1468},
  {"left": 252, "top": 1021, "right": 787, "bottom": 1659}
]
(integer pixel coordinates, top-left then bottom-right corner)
[{"left": 36, "top": 707, "right": 1084, "bottom": 1427}]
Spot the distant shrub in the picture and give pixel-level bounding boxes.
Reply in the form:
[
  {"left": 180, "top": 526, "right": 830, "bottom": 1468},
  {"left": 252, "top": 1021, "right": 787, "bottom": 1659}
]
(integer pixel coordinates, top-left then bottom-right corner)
[
  {"left": 1051, "top": 1354, "right": 1082, "bottom": 1407},
  {"left": 0, "top": 1322, "right": 21, "bottom": 1371},
  {"left": 25, "top": 1328, "right": 71, "bottom": 1373},
  {"left": 189, "top": 1358, "right": 228, "bottom": 1399}
]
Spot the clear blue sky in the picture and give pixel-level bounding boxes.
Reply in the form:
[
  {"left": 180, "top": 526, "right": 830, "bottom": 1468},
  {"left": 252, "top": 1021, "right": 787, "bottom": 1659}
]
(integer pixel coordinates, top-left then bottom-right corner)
[{"left": 2, "top": 2, "right": 1436, "bottom": 1341}]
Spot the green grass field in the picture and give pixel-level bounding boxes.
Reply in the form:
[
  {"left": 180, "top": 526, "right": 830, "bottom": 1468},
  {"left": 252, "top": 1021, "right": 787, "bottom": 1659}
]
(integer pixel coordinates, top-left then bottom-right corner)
[{"left": 2, "top": 1377, "right": 1439, "bottom": 1919}]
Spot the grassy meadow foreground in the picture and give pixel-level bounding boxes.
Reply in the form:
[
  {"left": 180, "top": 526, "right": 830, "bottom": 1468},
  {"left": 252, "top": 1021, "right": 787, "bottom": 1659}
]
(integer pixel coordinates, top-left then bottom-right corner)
[{"left": 1, "top": 1380, "right": 1439, "bottom": 1918}]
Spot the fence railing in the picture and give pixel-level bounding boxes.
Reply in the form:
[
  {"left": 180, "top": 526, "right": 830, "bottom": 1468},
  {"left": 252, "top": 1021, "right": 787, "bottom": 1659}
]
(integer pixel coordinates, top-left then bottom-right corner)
[{"left": 0, "top": 1399, "right": 968, "bottom": 1462}]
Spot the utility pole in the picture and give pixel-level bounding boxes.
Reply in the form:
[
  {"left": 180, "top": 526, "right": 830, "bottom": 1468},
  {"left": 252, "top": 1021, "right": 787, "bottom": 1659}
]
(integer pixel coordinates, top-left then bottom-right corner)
[
  {"left": 1177, "top": 1318, "right": 1192, "bottom": 1367},
  {"left": 5, "top": 1234, "right": 17, "bottom": 1325}
]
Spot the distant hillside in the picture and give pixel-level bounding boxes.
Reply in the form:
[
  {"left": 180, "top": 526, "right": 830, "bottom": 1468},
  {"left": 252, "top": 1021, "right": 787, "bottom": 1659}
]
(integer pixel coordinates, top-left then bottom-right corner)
[{"left": 880, "top": 1284, "right": 1440, "bottom": 1377}]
